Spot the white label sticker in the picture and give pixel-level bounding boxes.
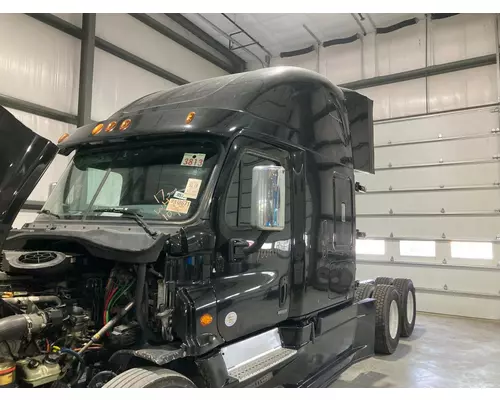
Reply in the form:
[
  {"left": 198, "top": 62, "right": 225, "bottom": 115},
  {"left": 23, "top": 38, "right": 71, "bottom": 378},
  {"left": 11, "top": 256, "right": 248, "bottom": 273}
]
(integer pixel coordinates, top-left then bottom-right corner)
[
  {"left": 181, "top": 153, "right": 206, "bottom": 167},
  {"left": 184, "top": 178, "right": 202, "bottom": 199},
  {"left": 173, "top": 191, "right": 186, "bottom": 200},
  {"left": 224, "top": 311, "right": 237, "bottom": 327},
  {"left": 166, "top": 199, "right": 191, "bottom": 214}
]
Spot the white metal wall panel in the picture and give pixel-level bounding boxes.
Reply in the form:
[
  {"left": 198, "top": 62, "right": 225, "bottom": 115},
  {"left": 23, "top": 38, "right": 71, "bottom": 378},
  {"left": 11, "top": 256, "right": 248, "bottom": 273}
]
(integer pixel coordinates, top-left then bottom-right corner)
[
  {"left": 355, "top": 264, "right": 500, "bottom": 320},
  {"left": 358, "top": 79, "right": 427, "bottom": 120},
  {"left": 91, "top": 49, "right": 177, "bottom": 121},
  {"left": 373, "top": 106, "right": 499, "bottom": 145},
  {"left": 376, "top": 136, "right": 499, "bottom": 166},
  {"left": 0, "top": 14, "right": 80, "bottom": 114},
  {"left": 357, "top": 191, "right": 500, "bottom": 214},
  {"left": 375, "top": 21, "right": 426, "bottom": 76},
  {"left": 95, "top": 14, "right": 227, "bottom": 83},
  {"left": 356, "top": 263, "right": 500, "bottom": 297},
  {"left": 427, "top": 65, "right": 498, "bottom": 112},
  {"left": 356, "top": 162, "right": 500, "bottom": 191},
  {"left": 357, "top": 216, "right": 499, "bottom": 241},
  {"left": 430, "top": 14, "right": 497, "bottom": 65},
  {"left": 322, "top": 41, "right": 363, "bottom": 84}
]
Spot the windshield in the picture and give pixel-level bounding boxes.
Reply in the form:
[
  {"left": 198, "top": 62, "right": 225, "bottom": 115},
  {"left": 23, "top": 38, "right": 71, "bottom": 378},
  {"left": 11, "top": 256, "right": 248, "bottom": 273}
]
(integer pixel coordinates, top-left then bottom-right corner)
[{"left": 39, "top": 139, "right": 220, "bottom": 222}]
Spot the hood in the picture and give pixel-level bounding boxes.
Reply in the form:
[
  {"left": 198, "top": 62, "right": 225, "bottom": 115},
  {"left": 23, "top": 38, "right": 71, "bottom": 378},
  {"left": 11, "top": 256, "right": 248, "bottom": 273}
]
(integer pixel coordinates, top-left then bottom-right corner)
[{"left": 0, "top": 106, "right": 58, "bottom": 252}]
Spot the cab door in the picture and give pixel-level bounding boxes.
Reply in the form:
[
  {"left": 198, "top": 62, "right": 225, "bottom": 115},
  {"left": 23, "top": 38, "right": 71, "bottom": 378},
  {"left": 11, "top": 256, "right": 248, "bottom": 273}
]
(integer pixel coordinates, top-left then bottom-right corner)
[
  {"left": 0, "top": 106, "right": 58, "bottom": 250},
  {"left": 212, "top": 135, "right": 293, "bottom": 342}
]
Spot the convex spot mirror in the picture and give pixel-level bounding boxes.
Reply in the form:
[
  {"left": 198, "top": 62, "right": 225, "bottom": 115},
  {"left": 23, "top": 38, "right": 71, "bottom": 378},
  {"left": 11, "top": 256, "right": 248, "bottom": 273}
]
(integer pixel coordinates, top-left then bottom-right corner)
[{"left": 251, "top": 165, "right": 285, "bottom": 231}]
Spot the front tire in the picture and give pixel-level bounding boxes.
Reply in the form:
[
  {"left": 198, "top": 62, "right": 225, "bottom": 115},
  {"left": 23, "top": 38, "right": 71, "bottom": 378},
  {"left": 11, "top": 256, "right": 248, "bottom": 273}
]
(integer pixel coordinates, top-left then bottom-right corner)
[
  {"left": 102, "top": 367, "right": 196, "bottom": 388},
  {"left": 373, "top": 284, "right": 401, "bottom": 355}
]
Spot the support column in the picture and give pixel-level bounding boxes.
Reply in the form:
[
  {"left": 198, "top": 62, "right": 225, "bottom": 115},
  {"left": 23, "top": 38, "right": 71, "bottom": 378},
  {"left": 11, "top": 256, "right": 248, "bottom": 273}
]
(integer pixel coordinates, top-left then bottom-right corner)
[{"left": 77, "top": 13, "right": 96, "bottom": 127}]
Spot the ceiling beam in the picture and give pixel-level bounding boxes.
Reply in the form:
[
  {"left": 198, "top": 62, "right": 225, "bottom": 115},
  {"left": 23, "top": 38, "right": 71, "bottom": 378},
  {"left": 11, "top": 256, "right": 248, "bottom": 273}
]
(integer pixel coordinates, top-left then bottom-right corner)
[
  {"left": 130, "top": 14, "right": 238, "bottom": 74},
  {"left": 165, "top": 13, "right": 246, "bottom": 72}
]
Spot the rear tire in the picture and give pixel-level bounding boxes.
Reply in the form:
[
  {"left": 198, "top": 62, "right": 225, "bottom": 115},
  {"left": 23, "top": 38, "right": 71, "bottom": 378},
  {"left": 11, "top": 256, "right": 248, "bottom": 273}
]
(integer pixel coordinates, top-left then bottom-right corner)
[
  {"left": 392, "top": 278, "right": 416, "bottom": 338},
  {"left": 102, "top": 367, "right": 196, "bottom": 388},
  {"left": 354, "top": 282, "right": 375, "bottom": 302},
  {"left": 373, "top": 284, "right": 401, "bottom": 355},
  {"left": 375, "top": 276, "right": 394, "bottom": 285}
]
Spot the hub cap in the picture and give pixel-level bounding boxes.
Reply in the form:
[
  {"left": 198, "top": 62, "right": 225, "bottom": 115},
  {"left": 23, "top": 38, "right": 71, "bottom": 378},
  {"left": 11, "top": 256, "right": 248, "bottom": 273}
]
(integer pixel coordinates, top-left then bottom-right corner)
[
  {"left": 407, "top": 290, "right": 415, "bottom": 324},
  {"left": 389, "top": 299, "right": 399, "bottom": 339}
]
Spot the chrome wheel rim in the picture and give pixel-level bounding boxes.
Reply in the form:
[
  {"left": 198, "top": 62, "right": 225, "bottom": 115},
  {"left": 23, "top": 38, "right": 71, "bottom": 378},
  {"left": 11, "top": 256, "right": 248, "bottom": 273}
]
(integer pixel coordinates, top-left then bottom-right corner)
[
  {"left": 407, "top": 290, "right": 415, "bottom": 324},
  {"left": 389, "top": 299, "right": 399, "bottom": 339}
]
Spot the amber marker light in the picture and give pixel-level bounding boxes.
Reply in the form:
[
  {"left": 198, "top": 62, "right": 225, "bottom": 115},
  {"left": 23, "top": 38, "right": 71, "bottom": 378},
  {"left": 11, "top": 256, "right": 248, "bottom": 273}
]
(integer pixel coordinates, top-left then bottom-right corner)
[
  {"left": 119, "top": 119, "right": 132, "bottom": 131},
  {"left": 105, "top": 121, "right": 117, "bottom": 132},
  {"left": 92, "top": 123, "right": 104, "bottom": 136},
  {"left": 58, "top": 133, "right": 70, "bottom": 144},
  {"left": 200, "top": 313, "right": 213, "bottom": 327},
  {"left": 185, "top": 111, "right": 196, "bottom": 124}
]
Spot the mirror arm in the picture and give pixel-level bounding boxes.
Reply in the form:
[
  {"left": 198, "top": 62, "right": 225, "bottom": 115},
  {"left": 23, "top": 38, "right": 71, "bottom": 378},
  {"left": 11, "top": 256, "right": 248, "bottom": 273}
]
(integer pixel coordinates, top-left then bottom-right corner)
[{"left": 243, "top": 231, "right": 272, "bottom": 255}]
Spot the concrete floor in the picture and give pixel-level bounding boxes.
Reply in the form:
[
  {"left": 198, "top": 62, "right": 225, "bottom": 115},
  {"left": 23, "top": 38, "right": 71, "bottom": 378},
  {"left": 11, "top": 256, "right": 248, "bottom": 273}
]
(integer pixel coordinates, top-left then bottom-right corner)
[{"left": 331, "top": 313, "right": 500, "bottom": 388}]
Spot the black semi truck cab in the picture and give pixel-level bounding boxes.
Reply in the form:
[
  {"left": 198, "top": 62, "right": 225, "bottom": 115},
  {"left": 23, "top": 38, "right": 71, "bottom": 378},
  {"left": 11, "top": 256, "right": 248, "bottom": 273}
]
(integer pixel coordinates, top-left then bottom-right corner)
[{"left": 0, "top": 67, "right": 415, "bottom": 388}]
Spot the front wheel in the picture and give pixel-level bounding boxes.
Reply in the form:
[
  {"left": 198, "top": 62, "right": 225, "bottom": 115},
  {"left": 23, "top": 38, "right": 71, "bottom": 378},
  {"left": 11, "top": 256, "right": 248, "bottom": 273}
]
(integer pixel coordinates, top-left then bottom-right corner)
[{"left": 102, "top": 367, "right": 196, "bottom": 388}]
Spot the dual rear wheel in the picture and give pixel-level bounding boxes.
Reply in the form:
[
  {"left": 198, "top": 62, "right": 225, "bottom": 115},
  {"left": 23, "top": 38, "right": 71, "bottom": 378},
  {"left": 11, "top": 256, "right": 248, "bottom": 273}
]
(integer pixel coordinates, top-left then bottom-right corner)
[{"left": 355, "top": 277, "right": 416, "bottom": 355}]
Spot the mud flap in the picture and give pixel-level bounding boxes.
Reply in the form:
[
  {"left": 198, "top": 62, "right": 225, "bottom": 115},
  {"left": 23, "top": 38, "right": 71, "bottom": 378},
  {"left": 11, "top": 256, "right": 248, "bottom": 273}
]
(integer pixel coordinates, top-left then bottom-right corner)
[{"left": 352, "top": 297, "right": 376, "bottom": 362}]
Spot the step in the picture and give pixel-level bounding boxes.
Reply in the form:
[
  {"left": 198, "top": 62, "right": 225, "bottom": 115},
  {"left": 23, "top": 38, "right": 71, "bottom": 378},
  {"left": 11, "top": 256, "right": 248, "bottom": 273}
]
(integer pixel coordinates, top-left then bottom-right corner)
[{"left": 227, "top": 346, "right": 297, "bottom": 383}]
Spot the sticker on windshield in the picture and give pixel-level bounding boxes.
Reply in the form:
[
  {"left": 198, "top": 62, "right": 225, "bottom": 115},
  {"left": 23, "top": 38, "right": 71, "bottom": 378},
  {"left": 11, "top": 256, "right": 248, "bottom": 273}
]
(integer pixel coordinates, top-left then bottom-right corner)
[
  {"left": 184, "top": 178, "right": 202, "bottom": 199},
  {"left": 181, "top": 153, "right": 206, "bottom": 167},
  {"left": 154, "top": 189, "right": 165, "bottom": 204},
  {"left": 173, "top": 191, "right": 186, "bottom": 200},
  {"left": 166, "top": 199, "right": 191, "bottom": 214}
]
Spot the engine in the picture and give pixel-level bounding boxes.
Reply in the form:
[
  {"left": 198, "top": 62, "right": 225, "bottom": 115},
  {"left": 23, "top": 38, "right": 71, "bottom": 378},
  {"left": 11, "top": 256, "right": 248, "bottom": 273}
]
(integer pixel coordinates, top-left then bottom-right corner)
[{"left": 0, "top": 250, "right": 143, "bottom": 388}]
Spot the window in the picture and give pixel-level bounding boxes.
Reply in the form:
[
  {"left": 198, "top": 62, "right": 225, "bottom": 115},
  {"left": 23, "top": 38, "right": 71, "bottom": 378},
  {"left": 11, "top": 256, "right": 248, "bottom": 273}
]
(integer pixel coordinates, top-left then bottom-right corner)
[
  {"left": 400, "top": 240, "right": 435, "bottom": 257},
  {"left": 39, "top": 140, "right": 219, "bottom": 221},
  {"left": 451, "top": 242, "right": 493, "bottom": 260},
  {"left": 356, "top": 239, "right": 385, "bottom": 255},
  {"left": 225, "top": 153, "right": 277, "bottom": 228}
]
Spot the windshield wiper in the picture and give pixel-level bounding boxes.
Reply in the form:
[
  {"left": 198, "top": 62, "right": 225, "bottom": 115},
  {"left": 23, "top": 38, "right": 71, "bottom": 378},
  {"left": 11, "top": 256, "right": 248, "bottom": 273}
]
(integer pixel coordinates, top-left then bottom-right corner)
[
  {"left": 92, "top": 208, "right": 158, "bottom": 238},
  {"left": 38, "top": 209, "right": 61, "bottom": 219}
]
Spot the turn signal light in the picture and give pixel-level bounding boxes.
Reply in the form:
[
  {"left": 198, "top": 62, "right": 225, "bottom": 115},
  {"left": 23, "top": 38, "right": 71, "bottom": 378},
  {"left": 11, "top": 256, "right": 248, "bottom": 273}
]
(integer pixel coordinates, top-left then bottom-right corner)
[
  {"left": 92, "top": 123, "right": 104, "bottom": 136},
  {"left": 119, "top": 119, "right": 132, "bottom": 131},
  {"left": 185, "top": 111, "right": 195, "bottom": 124},
  {"left": 57, "top": 133, "right": 69, "bottom": 144},
  {"left": 200, "top": 313, "right": 213, "bottom": 327},
  {"left": 105, "top": 121, "right": 117, "bottom": 132}
]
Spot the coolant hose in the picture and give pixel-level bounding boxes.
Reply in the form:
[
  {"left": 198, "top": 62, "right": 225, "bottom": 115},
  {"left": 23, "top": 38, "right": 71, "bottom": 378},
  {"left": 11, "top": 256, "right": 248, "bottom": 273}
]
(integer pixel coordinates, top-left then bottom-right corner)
[
  {"left": 135, "top": 264, "right": 155, "bottom": 342},
  {"left": 3, "top": 295, "right": 62, "bottom": 307},
  {"left": 0, "top": 313, "right": 45, "bottom": 342},
  {"left": 0, "top": 315, "right": 28, "bottom": 341}
]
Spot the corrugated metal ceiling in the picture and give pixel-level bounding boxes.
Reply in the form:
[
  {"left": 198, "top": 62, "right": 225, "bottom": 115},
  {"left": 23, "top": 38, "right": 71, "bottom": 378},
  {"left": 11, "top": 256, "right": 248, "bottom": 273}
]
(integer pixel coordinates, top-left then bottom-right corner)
[{"left": 184, "top": 13, "right": 423, "bottom": 64}]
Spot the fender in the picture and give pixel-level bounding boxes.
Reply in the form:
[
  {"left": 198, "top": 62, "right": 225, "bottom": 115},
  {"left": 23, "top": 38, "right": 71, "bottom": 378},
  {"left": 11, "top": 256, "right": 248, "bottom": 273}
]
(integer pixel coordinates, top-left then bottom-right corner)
[{"left": 108, "top": 345, "right": 186, "bottom": 371}]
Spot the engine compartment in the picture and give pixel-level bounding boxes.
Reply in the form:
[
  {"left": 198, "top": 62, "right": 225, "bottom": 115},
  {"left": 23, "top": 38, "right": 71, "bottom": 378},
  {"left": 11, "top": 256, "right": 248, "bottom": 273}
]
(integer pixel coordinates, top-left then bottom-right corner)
[{"left": 0, "top": 248, "right": 156, "bottom": 388}]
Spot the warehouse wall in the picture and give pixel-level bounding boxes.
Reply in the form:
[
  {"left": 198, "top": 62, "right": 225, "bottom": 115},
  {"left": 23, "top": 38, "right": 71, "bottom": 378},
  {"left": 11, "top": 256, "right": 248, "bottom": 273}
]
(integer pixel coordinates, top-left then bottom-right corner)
[
  {"left": 269, "top": 14, "right": 500, "bottom": 320},
  {"left": 0, "top": 13, "right": 228, "bottom": 228}
]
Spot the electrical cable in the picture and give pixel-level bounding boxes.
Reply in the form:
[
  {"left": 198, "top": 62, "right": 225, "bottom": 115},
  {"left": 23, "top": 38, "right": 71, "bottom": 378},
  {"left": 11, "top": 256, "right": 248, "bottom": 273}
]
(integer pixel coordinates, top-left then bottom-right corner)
[{"left": 60, "top": 347, "right": 85, "bottom": 387}]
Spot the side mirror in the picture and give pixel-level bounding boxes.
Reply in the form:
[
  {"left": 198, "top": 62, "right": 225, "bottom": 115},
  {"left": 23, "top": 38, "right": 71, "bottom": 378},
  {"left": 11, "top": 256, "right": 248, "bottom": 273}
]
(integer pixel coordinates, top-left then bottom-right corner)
[{"left": 251, "top": 165, "right": 286, "bottom": 231}]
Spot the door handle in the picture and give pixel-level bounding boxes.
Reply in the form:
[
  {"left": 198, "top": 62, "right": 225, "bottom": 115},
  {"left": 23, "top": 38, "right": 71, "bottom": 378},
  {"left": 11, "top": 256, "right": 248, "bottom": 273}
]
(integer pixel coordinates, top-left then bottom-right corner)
[{"left": 279, "top": 276, "right": 289, "bottom": 307}]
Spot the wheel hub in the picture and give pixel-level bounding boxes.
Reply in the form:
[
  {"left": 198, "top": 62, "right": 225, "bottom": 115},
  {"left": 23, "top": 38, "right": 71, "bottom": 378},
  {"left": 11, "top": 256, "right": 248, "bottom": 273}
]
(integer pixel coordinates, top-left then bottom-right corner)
[
  {"left": 407, "top": 290, "right": 415, "bottom": 324},
  {"left": 389, "top": 299, "right": 399, "bottom": 339}
]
